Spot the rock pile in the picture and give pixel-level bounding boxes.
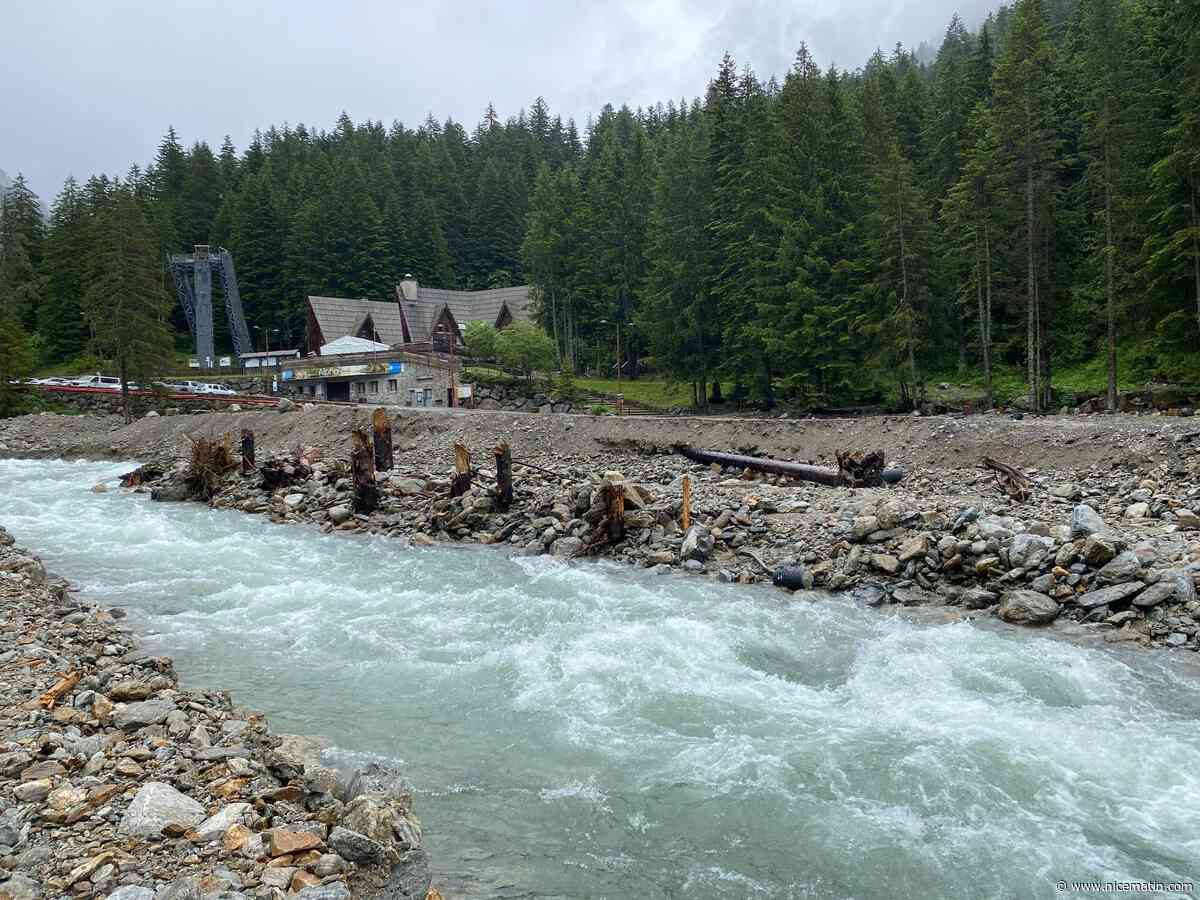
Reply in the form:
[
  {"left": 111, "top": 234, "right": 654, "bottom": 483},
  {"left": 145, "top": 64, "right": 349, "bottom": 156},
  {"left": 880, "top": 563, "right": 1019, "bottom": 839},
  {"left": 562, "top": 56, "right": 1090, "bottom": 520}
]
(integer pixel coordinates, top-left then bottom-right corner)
[{"left": 0, "top": 526, "right": 433, "bottom": 900}]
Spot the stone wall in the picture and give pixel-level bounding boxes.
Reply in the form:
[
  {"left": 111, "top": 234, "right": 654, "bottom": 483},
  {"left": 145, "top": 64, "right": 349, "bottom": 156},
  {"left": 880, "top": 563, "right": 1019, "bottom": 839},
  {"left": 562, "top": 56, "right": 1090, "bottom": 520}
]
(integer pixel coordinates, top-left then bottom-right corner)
[
  {"left": 472, "top": 383, "right": 575, "bottom": 414},
  {"left": 23, "top": 387, "right": 267, "bottom": 417}
]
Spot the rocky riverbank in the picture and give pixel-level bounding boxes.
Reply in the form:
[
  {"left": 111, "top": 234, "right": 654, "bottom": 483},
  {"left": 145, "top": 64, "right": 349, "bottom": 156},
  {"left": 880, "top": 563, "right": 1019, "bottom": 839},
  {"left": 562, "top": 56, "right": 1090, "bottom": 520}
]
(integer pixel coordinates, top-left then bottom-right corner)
[
  {"left": 109, "top": 409, "right": 1200, "bottom": 652},
  {"left": 0, "top": 526, "right": 438, "bottom": 900}
]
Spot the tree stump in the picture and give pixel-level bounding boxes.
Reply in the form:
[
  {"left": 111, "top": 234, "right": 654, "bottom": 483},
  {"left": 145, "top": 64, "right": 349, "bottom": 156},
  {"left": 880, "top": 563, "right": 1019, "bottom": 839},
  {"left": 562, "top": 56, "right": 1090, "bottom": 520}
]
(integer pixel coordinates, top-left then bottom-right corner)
[
  {"left": 351, "top": 428, "right": 379, "bottom": 512},
  {"left": 681, "top": 474, "right": 691, "bottom": 530},
  {"left": 240, "top": 429, "right": 255, "bottom": 475},
  {"left": 449, "top": 442, "right": 472, "bottom": 498},
  {"left": 494, "top": 441, "right": 513, "bottom": 511},
  {"left": 372, "top": 408, "right": 393, "bottom": 472}
]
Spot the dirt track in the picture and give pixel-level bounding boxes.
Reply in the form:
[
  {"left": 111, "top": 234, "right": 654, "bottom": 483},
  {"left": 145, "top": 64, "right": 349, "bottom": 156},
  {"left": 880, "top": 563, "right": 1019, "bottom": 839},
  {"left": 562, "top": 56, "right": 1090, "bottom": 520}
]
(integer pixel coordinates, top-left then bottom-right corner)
[{"left": 0, "top": 405, "right": 1194, "bottom": 474}]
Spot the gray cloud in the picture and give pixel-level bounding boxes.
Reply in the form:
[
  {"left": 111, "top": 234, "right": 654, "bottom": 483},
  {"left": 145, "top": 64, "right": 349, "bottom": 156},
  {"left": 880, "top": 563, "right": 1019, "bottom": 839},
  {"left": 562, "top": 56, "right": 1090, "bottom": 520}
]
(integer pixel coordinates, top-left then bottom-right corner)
[{"left": 2, "top": 0, "right": 997, "bottom": 204}]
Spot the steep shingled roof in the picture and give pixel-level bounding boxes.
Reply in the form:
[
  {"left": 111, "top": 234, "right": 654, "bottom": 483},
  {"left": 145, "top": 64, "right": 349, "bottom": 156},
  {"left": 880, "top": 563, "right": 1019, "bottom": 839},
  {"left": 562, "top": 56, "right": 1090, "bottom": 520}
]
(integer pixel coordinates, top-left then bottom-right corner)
[
  {"left": 396, "top": 285, "right": 533, "bottom": 343},
  {"left": 307, "top": 296, "right": 407, "bottom": 346}
]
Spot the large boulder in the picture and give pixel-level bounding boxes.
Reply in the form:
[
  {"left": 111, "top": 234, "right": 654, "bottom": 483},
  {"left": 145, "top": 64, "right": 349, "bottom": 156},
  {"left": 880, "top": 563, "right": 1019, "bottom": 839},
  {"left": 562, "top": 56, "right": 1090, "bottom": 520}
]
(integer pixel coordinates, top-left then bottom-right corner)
[
  {"left": 191, "top": 802, "right": 252, "bottom": 843},
  {"left": 1071, "top": 504, "right": 1108, "bottom": 538},
  {"left": 1097, "top": 551, "right": 1142, "bottom": 583},
  {"left": 118, "top": 782, "right": 205, "bottom": 837},
  {"left": 680, "top": 525, "right": 714, "bottom": 562},
  {"left": 1008, "top": 533, "right": 1055, "bottom": 569},
  {"left": 1076, "top": 582, "right": 1145, "bottom": 609},
  {"left": 377, "top": 849, "right": 433, "bottom": 900},
  {"left": 113, "top": 698, "right": 175, "bottom": 729},
  {"left": 328, "top": 826, "right": 388, "bottom": 865},
  {"left": 997, "top": 590, "right": 1060, "bottom": 625}
]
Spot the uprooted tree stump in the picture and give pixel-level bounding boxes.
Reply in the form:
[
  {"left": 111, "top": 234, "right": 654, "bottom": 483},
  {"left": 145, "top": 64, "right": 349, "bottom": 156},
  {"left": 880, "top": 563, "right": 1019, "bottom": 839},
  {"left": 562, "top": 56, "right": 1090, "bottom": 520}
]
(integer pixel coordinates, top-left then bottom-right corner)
[
  {"left": 983, "top": 456, "right": 1031, "bottom": 502},
  {"left": 351, "top": 428, "right": 379, "bottom": 512},
  {"left": 449, "top": 443, "right": 472, "bottom": 498},
  {"left": 187, "top": 435, "right": 238, "bottom": 500},
  {"left": 586, "top": 481, "right": 626, "bottom": 549},
  {"left": 372, "top": 408, "right": 393, "bottom": 472}
]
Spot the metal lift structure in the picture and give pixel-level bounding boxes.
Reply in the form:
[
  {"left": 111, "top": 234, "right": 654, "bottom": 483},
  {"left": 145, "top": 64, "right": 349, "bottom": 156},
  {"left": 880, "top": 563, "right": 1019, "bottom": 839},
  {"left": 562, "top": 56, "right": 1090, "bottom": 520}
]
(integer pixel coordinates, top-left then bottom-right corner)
[{"left": 168, "top": 245, "right": 252, "bottom": 363}]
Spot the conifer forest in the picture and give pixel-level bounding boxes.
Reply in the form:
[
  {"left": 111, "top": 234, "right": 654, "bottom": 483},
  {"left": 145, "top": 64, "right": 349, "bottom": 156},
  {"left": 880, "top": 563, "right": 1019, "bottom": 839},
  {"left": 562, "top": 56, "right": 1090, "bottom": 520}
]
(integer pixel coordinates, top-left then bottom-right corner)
[{"left": 1, "top": 0, "right": 1198, "bottom": 411}]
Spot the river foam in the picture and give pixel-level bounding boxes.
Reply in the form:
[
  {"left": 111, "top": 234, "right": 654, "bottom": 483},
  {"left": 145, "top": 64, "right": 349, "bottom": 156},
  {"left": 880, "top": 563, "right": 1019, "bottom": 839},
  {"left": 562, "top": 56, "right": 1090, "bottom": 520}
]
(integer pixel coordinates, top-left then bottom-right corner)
[{"left": 2, "top": 457, "right": 1198, "bottom": 898}]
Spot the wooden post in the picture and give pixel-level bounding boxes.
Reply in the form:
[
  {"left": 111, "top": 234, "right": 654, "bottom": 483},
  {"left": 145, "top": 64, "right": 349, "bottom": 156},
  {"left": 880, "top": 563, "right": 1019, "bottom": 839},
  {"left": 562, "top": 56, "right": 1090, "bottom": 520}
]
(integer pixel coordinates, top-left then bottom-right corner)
[
  {"left": 372, "top": 408, "right": 393, "bottom": 472},
  {"left": 351, "top": 428, "right": 378, "bottom": 512},
  {"left": 681, "top": 474, "right": 691, "bottom": 530},
  {"left": 494, "top": 441, "right": 513, "bottom": 511},
  {"left": 240, "top": 429, "right": 255, "bottom": 475},
  {"left": 449, "top": 442, "right": 472, "bottom": 497}
]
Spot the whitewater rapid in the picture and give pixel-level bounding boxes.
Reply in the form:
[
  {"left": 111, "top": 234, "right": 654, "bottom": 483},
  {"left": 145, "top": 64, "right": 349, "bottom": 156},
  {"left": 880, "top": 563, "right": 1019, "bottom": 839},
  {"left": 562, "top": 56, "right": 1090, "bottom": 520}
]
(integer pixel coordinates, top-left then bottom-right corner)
[{"left": 2, "top": 458, "right": 1198, "bottom": 899}]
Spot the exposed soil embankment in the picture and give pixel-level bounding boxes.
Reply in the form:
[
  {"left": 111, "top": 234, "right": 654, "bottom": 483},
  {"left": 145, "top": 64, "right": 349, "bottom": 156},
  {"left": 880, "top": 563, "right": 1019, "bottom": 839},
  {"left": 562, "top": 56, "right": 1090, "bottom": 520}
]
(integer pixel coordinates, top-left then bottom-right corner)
[{"left": 0, "top": 405, "right": 1195, "bottom": 474}]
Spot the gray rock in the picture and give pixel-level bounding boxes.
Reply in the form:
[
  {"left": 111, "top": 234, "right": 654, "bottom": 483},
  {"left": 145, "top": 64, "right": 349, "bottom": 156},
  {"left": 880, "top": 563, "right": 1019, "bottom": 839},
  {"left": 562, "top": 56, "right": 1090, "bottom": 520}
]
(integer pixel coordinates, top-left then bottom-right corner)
[
  {"left": 1076, "top": 582, "right": 1145, "bottom": 610},
  {"left": 155, "top": 878, "right": 202, "bottom": 900},
  {"left": 1166, "top": 632, "right": 1189, "bottom": 647},
  {"left": 1071, "top": 504, "right": 1108, "bottom": 538},
  {"left": 1132, "top": 580, "right": 1175, "bottom": 608},
  {"left": 296, "top": 886, "right": 351, "bottom": 900},
  {"left": 1124, "top": 501, "right": 1151, "bottom": 519},
  {"left": 114, "top": 698, "right": 175, "bottom": 729},
  {"left": 192, "top": 802, "right": 252, "bottom": 843},
  {"left": 550, "top": 536, "right": 583, "bottom": 558},
  {"left": 998, "top": 590, "right": 1060, "bottom": 625},
  {"left": 105, "top": 888, "right": 156, "bottom": 900},
  {"left": 1009, "top": 533, "right": 1055, "bottom": 569},
  {"left": 0, "top": 872, "right": 42, "bottom": 900},
  {"left": 1080, "top": 535, "right": 1117, "bottom": 566},
  {"left": 392, "top": 478, "right": 425, "bottom": 495},
  {"left": 277, "top": 397, "right": 296, "bottom": 412},
  {"left": 892, "top": 586, "right": 938, "bottom": 606},
  {"left": 850, "top": 516, "right": 879, "bottom": 541},
  {"left": 328, "top": 505, "right": 352, "bottom": 525},
  {"left": 377, "top": 848, "right": 433, "bottom": 900},
  {"left": 328, "top": 825, "right": 387, "bottom": 864},
  {"left": 1098, "top": 551, "right": 1142, "bottom": 583},
  {"left": 118, "top": 781, "right": 205, "bottom": 837},
  {"left": 978, "top": 515, "right": 1019, "bottom": 542},
  {"left": 961, "top": 588, "right": 999, "bottom": 609},
  {"left": 1049, "top": 483, "right": 1080, "bottom": 499},
  {"left": 680, "top": 525, "right": 714, "bottom": 562}
]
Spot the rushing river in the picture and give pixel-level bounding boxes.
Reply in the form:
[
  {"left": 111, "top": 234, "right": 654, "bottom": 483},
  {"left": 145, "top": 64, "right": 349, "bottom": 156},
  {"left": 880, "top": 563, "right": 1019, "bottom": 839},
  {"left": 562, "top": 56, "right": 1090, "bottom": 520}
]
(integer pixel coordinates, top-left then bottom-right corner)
[{"left": 2, "top": 458, "right": 1199, "bottom": 899}]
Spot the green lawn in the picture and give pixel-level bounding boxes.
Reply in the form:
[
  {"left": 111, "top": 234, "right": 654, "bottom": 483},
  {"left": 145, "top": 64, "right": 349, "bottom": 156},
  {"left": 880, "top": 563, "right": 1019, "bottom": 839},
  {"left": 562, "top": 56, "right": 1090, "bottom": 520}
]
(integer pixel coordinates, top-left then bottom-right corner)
[{"left": 575, "top": 378, "right": 693, "bottom": 408}]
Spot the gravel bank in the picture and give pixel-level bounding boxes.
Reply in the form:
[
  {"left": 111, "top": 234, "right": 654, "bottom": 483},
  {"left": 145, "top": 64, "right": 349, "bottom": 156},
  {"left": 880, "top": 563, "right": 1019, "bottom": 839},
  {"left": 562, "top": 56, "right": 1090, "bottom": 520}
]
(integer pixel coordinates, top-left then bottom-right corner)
[{"left": 0, "top": 525, "right": 437, "bottom": 900}]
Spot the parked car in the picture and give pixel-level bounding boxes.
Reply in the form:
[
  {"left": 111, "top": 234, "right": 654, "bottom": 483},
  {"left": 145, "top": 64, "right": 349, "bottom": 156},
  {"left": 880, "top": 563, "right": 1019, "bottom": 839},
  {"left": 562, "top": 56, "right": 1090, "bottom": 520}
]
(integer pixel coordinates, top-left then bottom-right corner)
[
  {"left": 190, "top": 382, "right": 238, "bottom": 396},
  {"left": 71, "top": 374, "right": 139, "bottom": 391},
  {"left": 32, "top": 376, "right": 74, "bottom": 386}
]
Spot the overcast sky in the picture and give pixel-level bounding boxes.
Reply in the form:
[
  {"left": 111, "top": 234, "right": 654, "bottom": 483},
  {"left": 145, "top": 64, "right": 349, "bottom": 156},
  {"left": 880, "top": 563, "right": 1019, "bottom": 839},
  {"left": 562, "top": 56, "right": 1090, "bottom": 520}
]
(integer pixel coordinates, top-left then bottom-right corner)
[{"left": 3, "top": 0, "right": 996, "bottom": 204}]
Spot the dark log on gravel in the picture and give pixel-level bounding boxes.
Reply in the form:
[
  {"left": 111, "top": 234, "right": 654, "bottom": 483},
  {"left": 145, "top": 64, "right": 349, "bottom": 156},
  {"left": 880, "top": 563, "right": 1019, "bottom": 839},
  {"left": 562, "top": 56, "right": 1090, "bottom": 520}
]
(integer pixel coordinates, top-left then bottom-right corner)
[
  {"left": 259, "top": 457, "right": 313, "bottom": 491},
  {"left": 494, "top": 441, "right": 513, "bottom": 511},
  {"left": 351, "top": 428, "right": 379, "bottom": 512},
  {"left": 674, "top": 445, "right": 894, "bottom": 487},
  {"left": 372, "top": 408, "right": 393, "bottom": 472}
]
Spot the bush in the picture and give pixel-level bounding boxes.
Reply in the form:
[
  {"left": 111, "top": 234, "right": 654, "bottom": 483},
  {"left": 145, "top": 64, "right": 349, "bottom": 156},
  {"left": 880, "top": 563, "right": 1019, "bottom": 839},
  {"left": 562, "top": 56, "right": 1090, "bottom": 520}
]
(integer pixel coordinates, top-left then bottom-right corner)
[
  {"left": 550, "top": 369, "right": 578, "bottom": 403},
  {"left": 463, "top": 321, "right": 499, "bottom": 360},
  {"left": 462, "top": 366, "right": 514, "bottom": 386},
  {"left": 496, "top": 321, "right": 557, "bottom": 381},
  {"left": 589, "top": 403, "right": 612, "bottom": 416}
]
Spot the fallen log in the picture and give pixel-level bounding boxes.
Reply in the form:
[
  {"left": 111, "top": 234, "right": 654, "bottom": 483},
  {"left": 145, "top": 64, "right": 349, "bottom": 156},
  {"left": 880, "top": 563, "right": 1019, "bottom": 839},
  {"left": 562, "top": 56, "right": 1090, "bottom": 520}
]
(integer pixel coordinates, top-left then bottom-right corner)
[
  {"left": 982, "top": 456, "right": 1031, "bottom": 502},
  {"left": 674, "top": 445, "right": 895, "bottom": 488}
]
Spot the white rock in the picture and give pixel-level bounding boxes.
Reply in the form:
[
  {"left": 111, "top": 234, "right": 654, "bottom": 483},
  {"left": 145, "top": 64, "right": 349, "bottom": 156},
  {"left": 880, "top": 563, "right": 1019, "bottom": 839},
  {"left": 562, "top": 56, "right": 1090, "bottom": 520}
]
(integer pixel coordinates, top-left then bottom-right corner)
[{"left": 118, "top": 782, "right": 205, "bottom": 837}]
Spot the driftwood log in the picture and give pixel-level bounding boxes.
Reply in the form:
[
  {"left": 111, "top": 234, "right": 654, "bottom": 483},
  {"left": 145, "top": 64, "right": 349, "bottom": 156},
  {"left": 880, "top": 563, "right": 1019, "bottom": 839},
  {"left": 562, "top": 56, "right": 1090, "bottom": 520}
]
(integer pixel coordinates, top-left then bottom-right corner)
[
  {"left": 372, "top": 408, "right": 393, "bottom": 472},
  {"left": 674, "top": 445, "right": 891, "bottom": 488},
  {"left": 982, "top": 456, "right": 1031, "bottom": 502},
  {"left": 351, "top": 428, "right": 379, "bottom": 512},
  {"left": 36, "top": 671, "right": 80, "bottom": 710}
]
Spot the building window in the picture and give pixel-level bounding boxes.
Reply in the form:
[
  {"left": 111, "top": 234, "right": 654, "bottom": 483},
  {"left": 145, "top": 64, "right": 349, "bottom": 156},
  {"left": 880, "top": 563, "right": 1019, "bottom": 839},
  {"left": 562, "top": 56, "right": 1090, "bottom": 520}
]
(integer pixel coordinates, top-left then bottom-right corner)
[
  {"left": 355, "top": 382, "right": 366, "bottom": 396},
  {"left": 408, "top": 389, "right": 416, "bottom": 407},
  {"left": 369, "top": 381, "right": 380, "bottom": 394},
  {"left": 387, "top": 379, "right": 397, "bottom": 393}
]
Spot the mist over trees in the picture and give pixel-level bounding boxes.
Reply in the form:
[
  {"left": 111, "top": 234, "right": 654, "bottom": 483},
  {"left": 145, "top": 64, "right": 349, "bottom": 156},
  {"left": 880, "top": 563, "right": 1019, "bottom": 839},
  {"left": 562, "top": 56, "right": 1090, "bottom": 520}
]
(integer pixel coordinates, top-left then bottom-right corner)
[{"left": 1, "top": 0, "right": 1197, "bottom": 410}]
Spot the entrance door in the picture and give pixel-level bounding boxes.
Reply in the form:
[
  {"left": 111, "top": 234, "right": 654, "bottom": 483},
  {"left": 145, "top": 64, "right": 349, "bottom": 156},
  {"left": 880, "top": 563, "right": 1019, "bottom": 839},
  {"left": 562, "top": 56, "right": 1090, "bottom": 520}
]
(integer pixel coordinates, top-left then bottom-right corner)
[{"left": 326, "top": 381, "right": 350, "bottom": 402}]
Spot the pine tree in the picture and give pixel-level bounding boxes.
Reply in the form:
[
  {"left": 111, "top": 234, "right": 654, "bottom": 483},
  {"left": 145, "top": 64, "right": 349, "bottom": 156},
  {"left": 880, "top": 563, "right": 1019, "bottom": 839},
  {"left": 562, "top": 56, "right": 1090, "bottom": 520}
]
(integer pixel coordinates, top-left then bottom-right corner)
[
  {"left": 0, "top": 174, "right": 46, "bottom": 332},
  {"left": 39, "top": 178, "right": 88, "bottom": 362},
  {"left": 82, "top": 187, "right": 175, "bottom": 422},
  {"left": 991, "top": 0, "right": 1060, "bottom": 410}
]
